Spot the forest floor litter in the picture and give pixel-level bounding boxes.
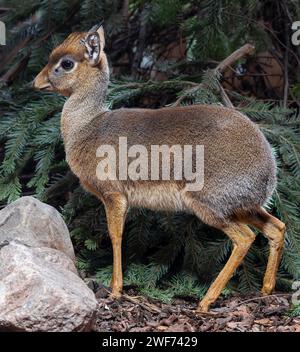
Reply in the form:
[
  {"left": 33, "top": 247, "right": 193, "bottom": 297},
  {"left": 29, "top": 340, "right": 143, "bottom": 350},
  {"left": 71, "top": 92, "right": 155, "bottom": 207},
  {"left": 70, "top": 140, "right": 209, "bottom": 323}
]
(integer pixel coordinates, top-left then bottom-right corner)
[{"left": 93, "top": 286, "right": 300, "bottom": 332}]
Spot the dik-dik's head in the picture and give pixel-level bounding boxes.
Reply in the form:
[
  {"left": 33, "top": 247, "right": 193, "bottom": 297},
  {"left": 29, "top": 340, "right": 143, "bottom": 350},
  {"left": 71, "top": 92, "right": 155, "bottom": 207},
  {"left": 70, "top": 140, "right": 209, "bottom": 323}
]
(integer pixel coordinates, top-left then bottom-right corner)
[{"left": 33, "top": 25, "right": 107, "bottom": 96}]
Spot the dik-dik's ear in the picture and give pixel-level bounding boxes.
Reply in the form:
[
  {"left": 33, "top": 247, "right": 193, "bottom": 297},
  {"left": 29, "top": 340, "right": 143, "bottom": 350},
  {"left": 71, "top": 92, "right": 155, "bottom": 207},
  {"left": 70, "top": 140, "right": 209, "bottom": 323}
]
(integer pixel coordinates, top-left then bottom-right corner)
[{"left": 83, "top": 25, "right": 105, "bottom": 66}]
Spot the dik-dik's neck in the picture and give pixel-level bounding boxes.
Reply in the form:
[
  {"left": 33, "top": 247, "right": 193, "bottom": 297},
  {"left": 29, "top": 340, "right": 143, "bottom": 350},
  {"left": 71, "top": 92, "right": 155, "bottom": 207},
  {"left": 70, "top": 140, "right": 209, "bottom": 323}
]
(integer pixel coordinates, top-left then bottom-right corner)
[{"left": 61, "top": 64, "right": 109, "bottom": 146}]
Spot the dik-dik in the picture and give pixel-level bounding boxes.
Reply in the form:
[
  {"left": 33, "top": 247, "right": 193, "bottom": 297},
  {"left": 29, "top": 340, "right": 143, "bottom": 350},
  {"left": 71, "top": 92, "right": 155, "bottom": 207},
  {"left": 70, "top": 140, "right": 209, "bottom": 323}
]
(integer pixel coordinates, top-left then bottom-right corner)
[{"left": 34, "top": 24, "right": 285, "bottom": 313}]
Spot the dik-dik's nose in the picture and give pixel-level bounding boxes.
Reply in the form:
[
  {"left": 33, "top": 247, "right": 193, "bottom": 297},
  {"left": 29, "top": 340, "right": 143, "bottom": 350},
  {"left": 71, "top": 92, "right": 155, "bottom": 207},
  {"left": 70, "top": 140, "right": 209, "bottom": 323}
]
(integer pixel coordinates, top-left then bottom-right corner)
[{"left": 32, "top": 67, "right": 53, "bottom": 90}]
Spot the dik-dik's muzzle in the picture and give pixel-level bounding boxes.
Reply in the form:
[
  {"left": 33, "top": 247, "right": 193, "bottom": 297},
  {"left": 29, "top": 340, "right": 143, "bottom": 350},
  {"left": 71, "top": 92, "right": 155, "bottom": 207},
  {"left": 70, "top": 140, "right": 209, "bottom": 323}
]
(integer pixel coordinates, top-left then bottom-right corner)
[{"left": 33, "top": 66, "right": 53, "bottom": 91}]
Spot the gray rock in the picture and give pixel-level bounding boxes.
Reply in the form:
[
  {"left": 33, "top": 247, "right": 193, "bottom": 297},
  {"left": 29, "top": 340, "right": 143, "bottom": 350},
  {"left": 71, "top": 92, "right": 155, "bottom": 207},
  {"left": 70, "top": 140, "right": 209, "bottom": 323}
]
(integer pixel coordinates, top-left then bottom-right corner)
[
  {"left": 0, "top": 196, "right": 75, "bottom": 261},
  {"left": 0, "top": 241, "right": 98, "bottom": 332}
]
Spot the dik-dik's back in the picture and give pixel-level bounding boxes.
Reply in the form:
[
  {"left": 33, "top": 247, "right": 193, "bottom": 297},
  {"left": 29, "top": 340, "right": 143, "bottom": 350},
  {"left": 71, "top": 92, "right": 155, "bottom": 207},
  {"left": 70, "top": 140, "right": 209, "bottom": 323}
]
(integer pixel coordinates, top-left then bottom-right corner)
[{"left": 34, "top": 24, "right": 284, "bottom": 313}]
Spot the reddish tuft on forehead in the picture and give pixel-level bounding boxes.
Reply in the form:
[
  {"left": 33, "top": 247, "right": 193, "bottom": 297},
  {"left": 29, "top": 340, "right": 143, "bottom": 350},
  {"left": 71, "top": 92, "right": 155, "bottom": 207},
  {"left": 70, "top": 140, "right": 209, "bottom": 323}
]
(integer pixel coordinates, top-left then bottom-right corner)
[{"left": 49, "top": 32, "right": 87, "bottom": 65}]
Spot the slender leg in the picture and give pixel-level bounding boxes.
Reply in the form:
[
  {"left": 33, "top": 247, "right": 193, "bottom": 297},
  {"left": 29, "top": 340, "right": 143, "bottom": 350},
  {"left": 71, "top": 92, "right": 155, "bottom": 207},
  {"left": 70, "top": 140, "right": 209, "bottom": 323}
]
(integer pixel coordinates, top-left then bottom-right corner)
[
  {"left": 238, "top": 208, "right": 286, "bottom": 295},
  {"left": 103, "top": 192, "right": 128, "bottom": 298},
  {"left": 197, "top": 223, "right": 256, "bottom": 313}
]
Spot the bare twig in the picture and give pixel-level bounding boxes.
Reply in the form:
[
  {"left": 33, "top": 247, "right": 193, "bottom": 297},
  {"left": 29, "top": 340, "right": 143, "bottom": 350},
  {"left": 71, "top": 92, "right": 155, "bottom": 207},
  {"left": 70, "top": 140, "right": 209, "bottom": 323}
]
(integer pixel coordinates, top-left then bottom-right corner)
[
  {"left": 97, "top": 285, "right": 161, "bottom": 314},
  {"left": 0, "top": 37, "right": 31, "bottom": 73},
  {"left": 122, "top": 0, "right": 129, "bottom": 22},
  {"left": 172, "top": 43, "right": 255, "bottom": 107},
  {"left": 217, "top": 81, "right": 234, "bottom": 108},
  {"left": 1, "top": 53, "right": 30, "bottom": 84},
  {"left": 122, "top": 294, "right": 161, "bottom": 314},
  {"left": 132, "top": 4, "right": 151, "bottom": 77},
  {"left": 196, "top": 293, "right": 293, "bottom": 317},
  {"left": 223, "top": 11, "right": 300, "bottom": 67},
  {"left": 0, "top": 7, "right": 10, "bottom": 16},
  {"left": 282, "top": 2, "right": 290, "bottom": 109},
  {"left": 283, "top": 40, "right": 289, "bottom": 108},
  {"left": 216, "top": 44, "right": 255, "bottom": 73},
  {"left": 44, "top": 171, "right": 78, "bottom": 200},
  {"left": 235, "top": 293, "right": 292, "bottom": 308}
]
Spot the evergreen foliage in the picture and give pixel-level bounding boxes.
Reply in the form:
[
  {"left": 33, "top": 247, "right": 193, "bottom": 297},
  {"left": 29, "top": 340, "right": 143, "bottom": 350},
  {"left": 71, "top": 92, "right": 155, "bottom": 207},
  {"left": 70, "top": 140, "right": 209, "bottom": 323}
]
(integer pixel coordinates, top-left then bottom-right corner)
[{"left": 0, "top": 0, "right": 299, "bottom": 303}]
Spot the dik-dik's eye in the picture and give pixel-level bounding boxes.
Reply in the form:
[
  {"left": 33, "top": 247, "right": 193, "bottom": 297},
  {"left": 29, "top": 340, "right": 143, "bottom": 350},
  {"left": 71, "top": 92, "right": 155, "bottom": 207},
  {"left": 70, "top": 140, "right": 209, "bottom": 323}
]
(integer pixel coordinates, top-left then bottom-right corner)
[{"left": 61, "top": 59, "right": 75, "bottom": 71}]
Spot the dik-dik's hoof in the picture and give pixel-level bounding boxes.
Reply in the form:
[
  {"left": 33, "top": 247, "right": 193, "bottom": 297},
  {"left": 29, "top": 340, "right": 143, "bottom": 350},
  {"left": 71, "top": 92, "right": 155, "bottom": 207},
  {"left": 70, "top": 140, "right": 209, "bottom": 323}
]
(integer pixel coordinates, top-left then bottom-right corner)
[
  {"left": 108, "top": 291, "right": 122, "bottom": 300},
  {"left": 261, "top": 283, "right": 274, "bottom": 296},
  {"left": 261, "top": 288, "right": 272, "bottom": 296},
  {"left": 196, "top": 302, "right": 225, "bottom": 317},
  {"left": 195, "top": 302, "right": 210, "bottom": 314}
]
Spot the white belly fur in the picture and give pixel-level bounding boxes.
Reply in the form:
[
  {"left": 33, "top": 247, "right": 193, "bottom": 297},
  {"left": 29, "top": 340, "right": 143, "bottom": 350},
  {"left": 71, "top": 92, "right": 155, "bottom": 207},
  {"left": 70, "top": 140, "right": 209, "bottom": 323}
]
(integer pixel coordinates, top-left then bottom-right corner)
[{"left": 125, "top": 184, "right": 185, "bottom": 212}]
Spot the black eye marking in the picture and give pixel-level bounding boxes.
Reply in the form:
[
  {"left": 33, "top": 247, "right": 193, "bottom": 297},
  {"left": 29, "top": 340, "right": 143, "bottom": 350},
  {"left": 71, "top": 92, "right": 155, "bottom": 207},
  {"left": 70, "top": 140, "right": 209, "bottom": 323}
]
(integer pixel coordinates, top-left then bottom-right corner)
[{"left": 61, "top": 59, "right": 74, "bottom": 71}]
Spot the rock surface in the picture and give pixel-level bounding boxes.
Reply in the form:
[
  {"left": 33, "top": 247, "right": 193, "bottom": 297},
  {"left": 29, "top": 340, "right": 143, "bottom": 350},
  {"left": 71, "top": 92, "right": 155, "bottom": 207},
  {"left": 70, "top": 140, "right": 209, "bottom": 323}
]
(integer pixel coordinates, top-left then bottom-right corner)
[
  {"left": 0, "top": 196, "right": 75, "bottom": 261},
  {"left": 0, "top": 241, "right": 98, "bottom": 332}
]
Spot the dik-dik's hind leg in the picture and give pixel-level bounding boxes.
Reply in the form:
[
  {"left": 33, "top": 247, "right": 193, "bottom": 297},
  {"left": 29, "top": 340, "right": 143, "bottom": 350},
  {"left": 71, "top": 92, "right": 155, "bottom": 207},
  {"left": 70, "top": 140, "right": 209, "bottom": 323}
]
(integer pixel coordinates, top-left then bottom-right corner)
[
  {"left": 103, "top": 192, "right": 128, "bottom": 298},
  {"left": 197, "top": 223, "right": 256, "bottom": 313},
  {"left": 238, "top": 208, "right": 286, "bottom": 295}
]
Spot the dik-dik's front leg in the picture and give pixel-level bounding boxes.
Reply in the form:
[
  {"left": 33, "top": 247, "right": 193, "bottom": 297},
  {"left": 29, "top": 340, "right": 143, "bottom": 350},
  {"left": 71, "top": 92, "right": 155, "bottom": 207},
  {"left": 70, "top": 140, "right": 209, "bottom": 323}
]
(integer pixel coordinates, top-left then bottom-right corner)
[{"left": 103, "top": 192, "right": 128, "bottom": 298}]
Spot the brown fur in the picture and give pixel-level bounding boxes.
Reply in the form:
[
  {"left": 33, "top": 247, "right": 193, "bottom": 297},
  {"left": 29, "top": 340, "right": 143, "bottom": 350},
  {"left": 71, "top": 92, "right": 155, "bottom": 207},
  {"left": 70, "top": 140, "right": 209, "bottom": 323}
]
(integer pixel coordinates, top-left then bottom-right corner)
[{"left": 33, "top": 26, "right": 286, "bottom": 312}]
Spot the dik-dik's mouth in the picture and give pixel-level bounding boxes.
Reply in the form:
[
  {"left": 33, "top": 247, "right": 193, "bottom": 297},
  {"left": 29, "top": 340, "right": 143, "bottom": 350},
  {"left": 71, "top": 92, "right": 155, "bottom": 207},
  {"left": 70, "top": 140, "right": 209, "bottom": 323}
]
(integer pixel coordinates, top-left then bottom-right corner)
[
  {"left": 32, "top": 78, "right": 53, "bottom": 90},
  {"left": 38, "top": 83, "right": 54, "bottom": 91},
  {"left": 32, "top": 72, "right": 54, "bottom": 91}
]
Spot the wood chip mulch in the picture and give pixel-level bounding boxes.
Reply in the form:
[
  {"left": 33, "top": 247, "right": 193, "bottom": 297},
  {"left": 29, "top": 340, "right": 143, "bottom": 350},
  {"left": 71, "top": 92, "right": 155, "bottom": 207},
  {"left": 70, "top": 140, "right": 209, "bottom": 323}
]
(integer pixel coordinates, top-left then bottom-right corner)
[{"left": 92, "top": 286, "right": 300, "bottom": 332}]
